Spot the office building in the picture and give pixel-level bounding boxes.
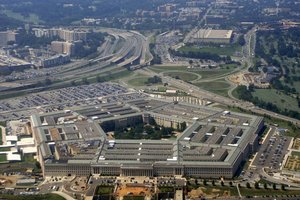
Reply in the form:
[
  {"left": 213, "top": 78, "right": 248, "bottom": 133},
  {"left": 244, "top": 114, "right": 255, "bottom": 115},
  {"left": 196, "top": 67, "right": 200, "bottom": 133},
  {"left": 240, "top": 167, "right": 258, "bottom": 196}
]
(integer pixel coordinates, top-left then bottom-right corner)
[{"left": 31, "top": 97, "right": 263, "bottom": 178}]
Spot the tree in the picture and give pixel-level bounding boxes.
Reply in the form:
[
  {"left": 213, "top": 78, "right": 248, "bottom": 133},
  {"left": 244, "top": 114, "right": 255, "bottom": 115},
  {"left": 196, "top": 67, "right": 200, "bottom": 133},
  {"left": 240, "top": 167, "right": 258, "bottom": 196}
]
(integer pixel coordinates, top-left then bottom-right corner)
[
  {"left": 246, "top": 182, "right": 251, "bottom": 188},
  {"left": 203, "top": 179, "right": 207, "bottom": 186},
  {"left": 281, "top": 184, "right": 285, "bottom": 190},
  {"left": 221, "top": 181, "right": 225, "bottom": 186},
  {"left": 160, "top": 127, "right": 173, "bottom": 136},
  {"left": 212, "top": 180, "right": 216, "bottom": 186},
  {"left": 35, "top": 161, "right": 41, "bottom": 169},
  {"left": 229, "top": 181, "right": 233, "bottom": 187},
  {"left": 144, "top": 125, "right": 154, "bottom": 135},
  {"left": 96, "top": 75, "right": 104, "bottom": 82},
  {"left": 44, "top": 78, "right": 52, "bottom": 85},
  {"left": 146, "top": 76, "right": 162, "bottom": 84},
  {"left": 264, "top": 183, "right": 268, "bottom": 189},
  {"left": 272, "top": 183, "right": 277, "bottom": 190},
  {"left": 262, "top": 66, "right": 268, "bottom": 73},
  {"left": 180, "top": 122, "right": 187, "bottom": 131},
  {"left": 254, "top": 182, "right": 259, "bottom": 189},
  {"left": 82, "top": 77, "right": 89, "bottom": 85},
  {"left": 235, "top": 85, "right": 253, "bottom": 101},
  {"left": 238, "top": 35, "right": 246, "bottom": 46}
]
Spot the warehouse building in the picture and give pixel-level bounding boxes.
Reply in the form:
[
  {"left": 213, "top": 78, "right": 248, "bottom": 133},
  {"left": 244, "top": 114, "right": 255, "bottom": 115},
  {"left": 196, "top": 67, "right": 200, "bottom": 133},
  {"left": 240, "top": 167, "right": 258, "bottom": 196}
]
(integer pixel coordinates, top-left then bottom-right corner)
[{"left": 192, "top": 29, "right": 233, "bottom": 44}]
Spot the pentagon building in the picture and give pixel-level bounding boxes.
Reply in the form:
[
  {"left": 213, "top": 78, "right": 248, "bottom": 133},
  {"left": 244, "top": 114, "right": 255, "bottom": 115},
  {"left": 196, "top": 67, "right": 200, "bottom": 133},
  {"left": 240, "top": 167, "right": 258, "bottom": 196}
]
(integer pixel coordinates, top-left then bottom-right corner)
[{"left": 31, "top": 97, "right": 263, "bottom": 178}]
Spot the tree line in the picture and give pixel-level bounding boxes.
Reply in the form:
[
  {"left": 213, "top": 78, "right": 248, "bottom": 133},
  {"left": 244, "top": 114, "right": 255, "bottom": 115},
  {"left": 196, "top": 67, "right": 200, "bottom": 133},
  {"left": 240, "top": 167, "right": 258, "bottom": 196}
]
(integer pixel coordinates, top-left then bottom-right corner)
[
  {"left": 169, "top": 48, "right": 228, "bottom": 62},
  {"left": 235, "top": 85, "right": 300, "bottom": 120}
]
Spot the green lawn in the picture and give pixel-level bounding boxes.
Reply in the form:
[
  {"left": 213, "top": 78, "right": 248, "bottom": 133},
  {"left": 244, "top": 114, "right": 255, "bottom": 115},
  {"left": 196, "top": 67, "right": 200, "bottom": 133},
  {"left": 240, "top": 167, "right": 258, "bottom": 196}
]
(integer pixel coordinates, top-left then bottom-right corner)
[
  {"left": 158, "top": 186, "right": 174, "bottom": 193},
  {"left": 179, "top": 44, "right": 242, "bottom": 56},
  {"left": 288, "top": 81, "right": 300, "bottom": 94},
  {"left": 149, "top": 64, "right": 237, "bottom": 80},
  {"left": 189, "top": 185, "right": 300, "bottom": 197},
  {"left": 163, "top": 71, "right": 198, "bottom": 82},
  {"left": 0, "top": 127, "right": 2, "bottom": 145},
  {"left": 195, "top": 81, "right": 231, "bottom": 97},
  {"left": 22, "top": 154, "right": 36, "bottom": 163},
  {"left": 193, "top": 70, "right": 235, "bottom": 80},
  {"left": 0, "top": 194, "right": 65, "bottom": 200},
  {"left": 94, "top": 186, "right": 114, "bottom": 195},
  {"left": 62, "top": 69, "right": 132, "bottom": 87},
  {"left": 252, "top": 89, "right": 300, "bottom": 112},
  {"left": 149, "top": 65, "right": 187, "bottom": 73},
  {"left": 291, "top": 151, "right": 300, "bottom": 157},
  {"left": 195, "top": 81, "right": 231, "bottom": 90},
  {"left": 127, "top": 77, "right": 149, "bottom": 87},
  {"left": 0, "top": 91, "right": 27, "bottom": 100},
  {"left": 0, "top": 155, "right": 7, "bottom": 162},
  {"left": 0, "top": 147, "right": 11, "bottom": 151},
  {"left": 238, "top": 187, "right": 300, "bottom": 196}
]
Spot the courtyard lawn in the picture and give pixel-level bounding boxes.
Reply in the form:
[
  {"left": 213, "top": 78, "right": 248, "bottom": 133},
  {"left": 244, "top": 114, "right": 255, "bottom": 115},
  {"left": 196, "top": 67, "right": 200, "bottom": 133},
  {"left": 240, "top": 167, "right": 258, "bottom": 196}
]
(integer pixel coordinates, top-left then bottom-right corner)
[
  {"left": 95, "top": 186, "right": 114, "bottom": 195},
  {"left": 0, "top": 155, "right": 7, "bottom": 162}
]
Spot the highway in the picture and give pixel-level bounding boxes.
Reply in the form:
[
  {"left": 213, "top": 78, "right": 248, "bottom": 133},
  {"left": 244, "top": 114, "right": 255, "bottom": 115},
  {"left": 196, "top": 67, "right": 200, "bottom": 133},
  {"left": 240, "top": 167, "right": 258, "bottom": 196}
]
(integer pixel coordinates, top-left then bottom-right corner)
[
  {"left": 138, "top": 68, "right": 300, "bottom": 125},
  {"left": 1, "top": 27, "right": 152, "bottom": 89},
  {"left": 2, "top": 25, "right": 300, "bottom": 126}
]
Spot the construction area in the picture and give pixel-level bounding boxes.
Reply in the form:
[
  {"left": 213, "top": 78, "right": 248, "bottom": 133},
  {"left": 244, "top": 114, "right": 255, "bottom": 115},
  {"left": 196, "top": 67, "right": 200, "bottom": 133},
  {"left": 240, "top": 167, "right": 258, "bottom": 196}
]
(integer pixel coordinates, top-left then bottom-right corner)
[
  {"left": 188, "top": 187, "right": 231, "bottom": 199},
  {"left": 116, "top": 183, "right": 153, "bottom": 200},
  {"left": 229, "top": 72, "right": 270, "bottom": 88}
]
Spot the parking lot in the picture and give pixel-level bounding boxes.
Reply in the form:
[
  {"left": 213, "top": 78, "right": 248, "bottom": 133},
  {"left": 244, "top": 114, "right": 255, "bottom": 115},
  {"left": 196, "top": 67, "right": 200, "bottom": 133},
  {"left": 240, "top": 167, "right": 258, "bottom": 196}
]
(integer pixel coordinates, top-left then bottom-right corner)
[
  {"left": 252, "top": 127, "right": 292, "bottom": 171},
  {"left": 0, "top": 83, "right": 146, "bottom": 121},
  {"left": 0, "top": 83, "right": 128, "bottom": 112}
]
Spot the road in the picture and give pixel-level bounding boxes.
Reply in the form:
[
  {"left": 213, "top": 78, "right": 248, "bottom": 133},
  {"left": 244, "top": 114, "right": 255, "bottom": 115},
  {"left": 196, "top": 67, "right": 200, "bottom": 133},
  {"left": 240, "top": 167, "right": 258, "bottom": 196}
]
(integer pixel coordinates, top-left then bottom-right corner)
[
  {"left": 227, "top": 26, "right": 257, "bottom": 97},
  {"left": 183, "top": 5, "right": 212, "bottom": 43},
  {"left": 139, "top": 68, "right": 300, "bottom": 125},
  {"left": 0, "top": 27, "right": 152, "bottom": 100}
]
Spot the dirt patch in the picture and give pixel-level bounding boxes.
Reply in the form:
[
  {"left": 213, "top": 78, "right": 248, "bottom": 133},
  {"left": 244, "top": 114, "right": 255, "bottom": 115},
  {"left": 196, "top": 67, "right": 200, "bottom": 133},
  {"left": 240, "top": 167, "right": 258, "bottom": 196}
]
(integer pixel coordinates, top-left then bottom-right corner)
[
  {"left": 116, "top": 184, "right": 153, "bottom": 198},
  {"left": 0, "top": 175, "right": 23, "bottom": 187}
]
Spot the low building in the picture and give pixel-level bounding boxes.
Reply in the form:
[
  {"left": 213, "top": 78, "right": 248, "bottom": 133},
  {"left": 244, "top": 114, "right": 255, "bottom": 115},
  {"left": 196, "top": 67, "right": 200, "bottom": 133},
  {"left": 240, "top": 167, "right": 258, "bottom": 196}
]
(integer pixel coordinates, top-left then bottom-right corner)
[
  {"left": 33, "top": 28, "right": 89, "bottom": 42},
  {"left": 0, "top": 31, "right": 18, "bottom": 46},
  {"left": 0, "top": 55, "right": 32, "bottom": 71},
  {"left": 50, "top": 41, "right": 82, "bottom": 56},
  {"left": 37, "top": 54, "right": 70, "bottom": 68},
  {"left": 6, "top": 153, "right": 21, "bottom": 162},
  {"left": 16, "top": 178, "right": 36, "bottom": 185},
  {"left": 6, "top": 136, "right": 18, "bottom": 145},
  {"left": 192, "top": 29, "right": 233, "bottom": 44}
]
